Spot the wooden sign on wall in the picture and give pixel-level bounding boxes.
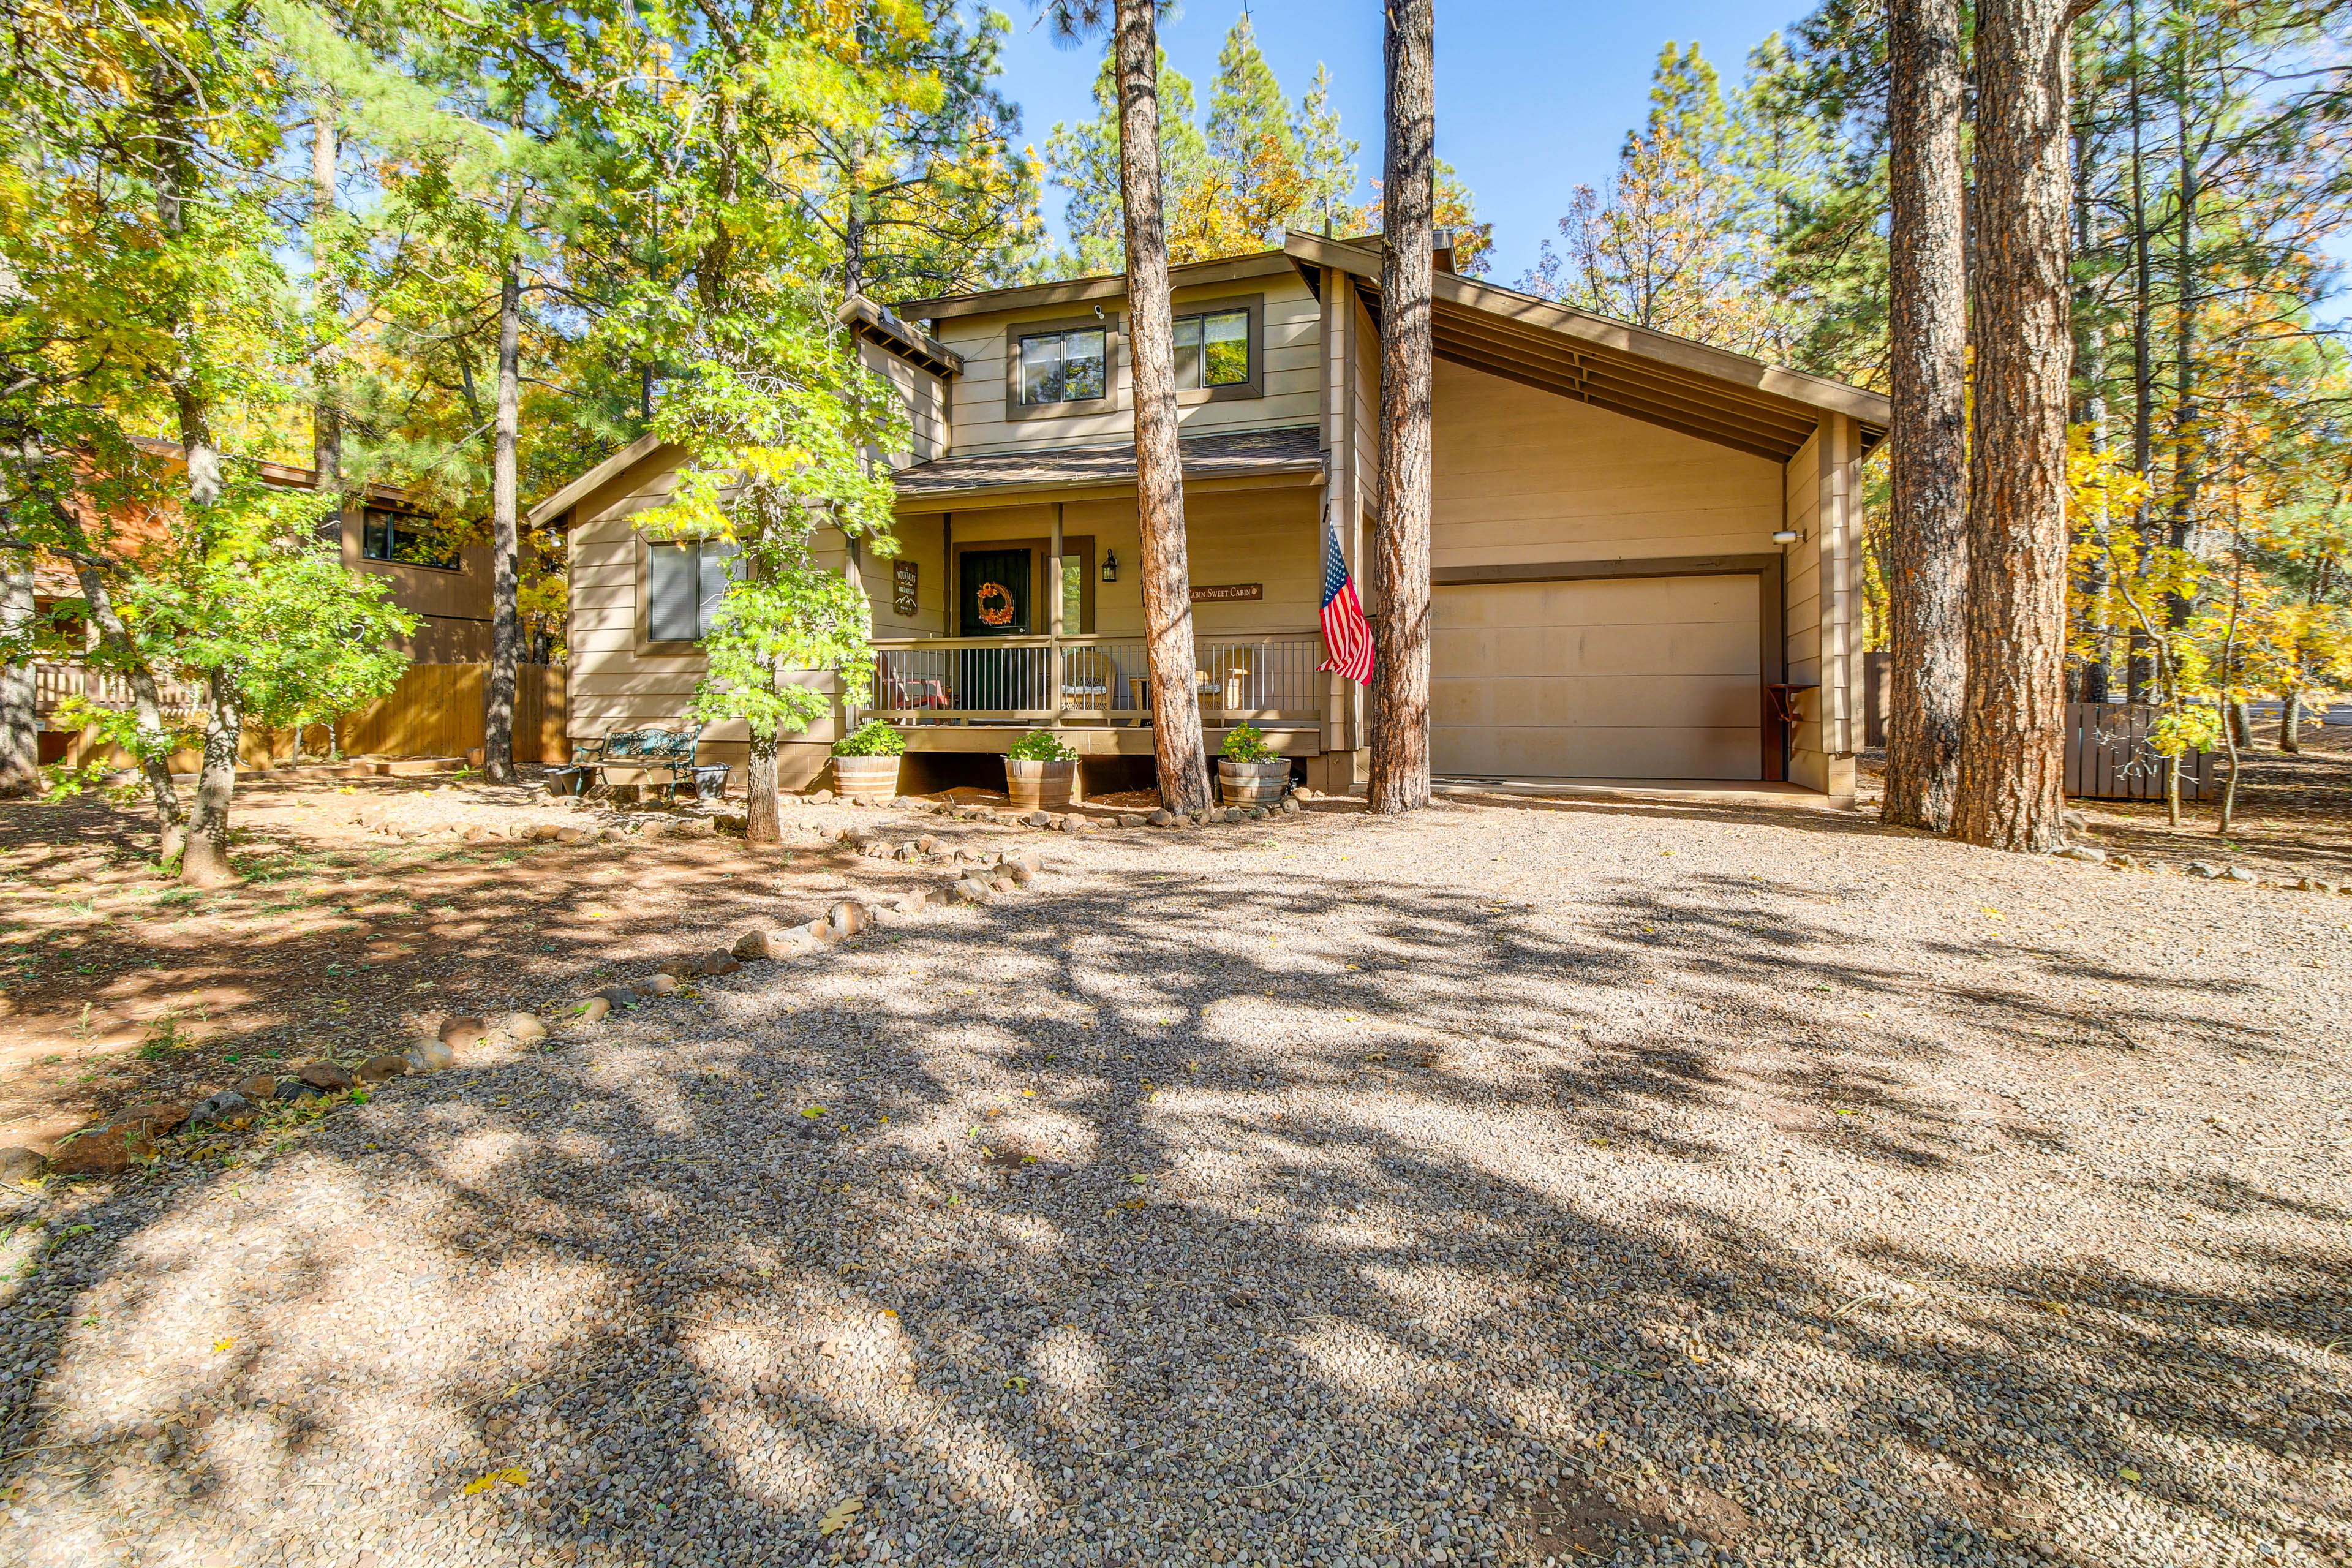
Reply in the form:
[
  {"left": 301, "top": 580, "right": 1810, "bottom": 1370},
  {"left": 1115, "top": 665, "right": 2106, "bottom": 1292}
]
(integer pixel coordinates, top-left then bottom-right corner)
[
  {"left": 892, "top": 559, "right": 919, "bottom": 617},
  {"left": 1189, "top": 582, "right": 1262, "bottom": 603}
]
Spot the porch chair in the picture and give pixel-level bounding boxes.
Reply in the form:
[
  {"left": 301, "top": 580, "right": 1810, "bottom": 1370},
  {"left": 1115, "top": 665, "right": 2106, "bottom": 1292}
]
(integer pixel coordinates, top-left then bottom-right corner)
[
  {"left": 1204, "top": 646, "right": 1259, "bottom": 721},
  {"left": 1061, "top": 648, "right": 1117, "bottom": 722}
]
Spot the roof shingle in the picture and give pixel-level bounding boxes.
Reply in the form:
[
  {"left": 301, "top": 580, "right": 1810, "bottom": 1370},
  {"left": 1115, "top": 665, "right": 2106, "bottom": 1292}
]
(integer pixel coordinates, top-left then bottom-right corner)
[{"left": 892, "top": 426, "right": 1324, "bottom": 499}]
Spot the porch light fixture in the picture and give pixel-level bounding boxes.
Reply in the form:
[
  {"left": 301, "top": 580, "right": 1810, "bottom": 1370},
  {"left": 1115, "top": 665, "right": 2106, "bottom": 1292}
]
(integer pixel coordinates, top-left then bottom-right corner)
[
  {"left": 1771, "top": 529, "right": 1801, "bottom": 545},
  {"left": 1100, "top": 549, "right": 1118, "bottom": 582}
]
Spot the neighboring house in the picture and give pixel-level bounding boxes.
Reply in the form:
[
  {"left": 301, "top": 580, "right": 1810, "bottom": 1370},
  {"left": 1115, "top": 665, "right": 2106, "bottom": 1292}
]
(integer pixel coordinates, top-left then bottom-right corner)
[
  {"left": 26, "top": 444, "right": 499, "bottom": 763},
  {"left": 533, "top": 233, "right": 1887, "bottom": 801}
]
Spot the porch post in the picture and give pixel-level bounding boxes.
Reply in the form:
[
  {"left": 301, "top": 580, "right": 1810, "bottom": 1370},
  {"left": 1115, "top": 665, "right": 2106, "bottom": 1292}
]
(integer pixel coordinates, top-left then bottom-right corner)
[{"left": 1048, "top": 501, "right": 1065, "bottom": 720}]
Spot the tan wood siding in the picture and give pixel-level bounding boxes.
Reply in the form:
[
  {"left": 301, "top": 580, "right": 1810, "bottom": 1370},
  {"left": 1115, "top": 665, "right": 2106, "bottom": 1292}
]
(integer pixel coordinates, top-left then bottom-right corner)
[
  {"left": 858, "top": 338, "right": 949, "bottom": 462},
  {"left": 931, "top": 277, "right": 1327, "bottom": 456},
  {"left": 1431, "top": 575, "right": 1763, "bottom": 780},
  {"left": 1431, "top": 360, "right": 1785, "bottom": 566}
]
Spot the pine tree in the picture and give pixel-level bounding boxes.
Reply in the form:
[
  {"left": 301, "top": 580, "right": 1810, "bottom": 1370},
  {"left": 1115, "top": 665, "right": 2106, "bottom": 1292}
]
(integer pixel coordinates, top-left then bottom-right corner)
[
  {"left": 1882, "top": 0, "right": 1969, "bottom": 832},
  {"left": 1369, "top": 0, "right": 1436, "bottom": 816},
  {"left": 1292, "top": 65, "right": 1359, "bottom": 236},
  {"left": 1953, "top": 0, "right": 2076, "bottom": 853}
]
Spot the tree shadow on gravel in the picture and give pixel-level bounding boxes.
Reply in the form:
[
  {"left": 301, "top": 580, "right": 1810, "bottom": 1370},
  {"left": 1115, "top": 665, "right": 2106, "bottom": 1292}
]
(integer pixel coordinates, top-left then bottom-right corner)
[{"left": 3, "top": 830, "right": 2346, "bottom": 1568}]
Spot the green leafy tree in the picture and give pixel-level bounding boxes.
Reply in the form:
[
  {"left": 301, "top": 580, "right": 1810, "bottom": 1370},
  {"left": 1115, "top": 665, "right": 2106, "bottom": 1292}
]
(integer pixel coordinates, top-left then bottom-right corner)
[{"left": 126, "top": 495, "right": 417, "bottom": 882}]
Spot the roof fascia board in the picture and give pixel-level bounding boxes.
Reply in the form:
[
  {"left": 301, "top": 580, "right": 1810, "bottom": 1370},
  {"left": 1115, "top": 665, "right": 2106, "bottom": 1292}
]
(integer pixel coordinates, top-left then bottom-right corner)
[
  {"left": 839, "top": 295, "right": 963, "bottom": 377},
  {"left": 1437, "top": 273, "right": 1890, "bottom": 426},
  {"left": 897, "top": 250, "right": 1295, "bottom": 322},
  {"left": 1284, "top": 229, "right": 1890, "bottom": 432},
  {"left": 527, "top": 431, "right": 668, "bottom": 529},
  {"left": 894, "top": 466, "right": 1324, "bottom": 514}
]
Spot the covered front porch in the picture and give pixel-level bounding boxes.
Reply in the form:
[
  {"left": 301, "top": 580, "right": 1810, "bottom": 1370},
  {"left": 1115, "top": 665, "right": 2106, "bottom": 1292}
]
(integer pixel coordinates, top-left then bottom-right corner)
[
  {"left": 869, "top": 426, "right": 1345, "bottom": 768},
  {"left": 864, "top": 631, "right": 1331, "bottom": 756}
]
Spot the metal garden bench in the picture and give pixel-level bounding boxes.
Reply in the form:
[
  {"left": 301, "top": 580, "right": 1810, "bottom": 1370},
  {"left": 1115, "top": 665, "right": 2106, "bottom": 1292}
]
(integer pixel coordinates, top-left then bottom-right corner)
[{"left": 565, "top": 725, "right": 707, "bottom": 801}]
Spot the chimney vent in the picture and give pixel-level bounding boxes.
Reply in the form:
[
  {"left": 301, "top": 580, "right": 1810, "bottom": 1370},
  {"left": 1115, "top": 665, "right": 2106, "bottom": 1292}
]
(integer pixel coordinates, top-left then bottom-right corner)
[{"left": 1431, "top": 227, "right": 1457, "bottom": 273}]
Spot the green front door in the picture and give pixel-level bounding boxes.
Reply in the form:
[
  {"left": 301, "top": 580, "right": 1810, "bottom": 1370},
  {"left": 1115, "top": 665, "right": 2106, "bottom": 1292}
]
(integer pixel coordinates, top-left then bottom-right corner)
[
  {"left": 959, "top": 548, "right": 1032, "bottom": 636},
  {"left": 959, "top": 548, "right": 1033, "bottom": 714}
]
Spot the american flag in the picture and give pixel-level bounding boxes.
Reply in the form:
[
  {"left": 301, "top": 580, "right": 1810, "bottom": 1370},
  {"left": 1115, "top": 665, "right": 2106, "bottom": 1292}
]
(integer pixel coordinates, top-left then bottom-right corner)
[{"left": 1317, "top": 505, "right": 1374, "bottom": 684}]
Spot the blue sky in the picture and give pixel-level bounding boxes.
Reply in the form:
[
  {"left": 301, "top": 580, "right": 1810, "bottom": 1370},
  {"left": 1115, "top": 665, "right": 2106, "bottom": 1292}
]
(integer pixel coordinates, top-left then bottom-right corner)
[{"left": 988, "top": 0, "right": 1812, "bottom": 285}]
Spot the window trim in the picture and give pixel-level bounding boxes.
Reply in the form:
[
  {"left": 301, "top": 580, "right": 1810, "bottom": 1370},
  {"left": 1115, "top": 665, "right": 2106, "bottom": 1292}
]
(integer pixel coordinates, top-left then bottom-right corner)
[
  {"left": 1003, "top": 313, "right": 1121, "bottom": 422},
  {"left": 360, "top": 506, "right": 464, "bottom": 573},
  {"left": 1169, "top": 293, "right": 1265, "bottom": 404},
  {"left": 634, "top": 534, "right": 741, "bottom": 657}
]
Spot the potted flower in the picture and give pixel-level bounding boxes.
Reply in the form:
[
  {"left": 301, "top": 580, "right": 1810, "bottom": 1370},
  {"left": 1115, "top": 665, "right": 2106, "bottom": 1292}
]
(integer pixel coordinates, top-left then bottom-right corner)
[
  {"left": 1217, "top": 723, "right": 1290, "bottom": 806},
  {"left": 831, "top": 719, "right": 907, "bottom": 799},
  {"left": 1003, "top": 729, "right": 1079, "bottom": 811}
]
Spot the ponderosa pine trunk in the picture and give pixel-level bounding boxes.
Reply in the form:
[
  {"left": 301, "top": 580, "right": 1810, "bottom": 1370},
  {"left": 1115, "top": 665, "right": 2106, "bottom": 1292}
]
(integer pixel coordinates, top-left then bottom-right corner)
[
  {"left": 2125, "top": 0, "right": 2156, "bottom": 702},
  {"left": 1368, "top": 0, "right": 1435, "bottom": 816},
  {"left": 1114, "top": 0, "right": 1209, "bottom": 815},
  {"left": 0, "top": 551, "right": 35, "bottom": 798},
  {"left": 179, "top": 674, "right": 242, "bottom": 886},
  {"left": 1882, "top": 0, "right": 1969, "bottom": 832},
  {"left": 312, "top": 108, "right": 342, "bottom": 496},
  {"left": 484, "top": 262, "right": 522, "bottom": 783},
  {"left": 1951, "top": 0, "right": 2074, "bottom": 854}
]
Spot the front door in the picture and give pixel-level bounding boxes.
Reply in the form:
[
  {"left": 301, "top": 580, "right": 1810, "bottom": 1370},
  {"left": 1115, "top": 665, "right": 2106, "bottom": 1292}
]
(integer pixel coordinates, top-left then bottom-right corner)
[{"left": 959, "top": 548, "right": 1033, "bottom": 714}]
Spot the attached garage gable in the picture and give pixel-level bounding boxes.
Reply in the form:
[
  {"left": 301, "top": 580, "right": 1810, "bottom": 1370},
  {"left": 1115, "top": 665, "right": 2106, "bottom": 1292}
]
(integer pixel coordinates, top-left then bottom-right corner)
[{"left": 1431, "top": 575, "right": 1763, "bottom": 782}]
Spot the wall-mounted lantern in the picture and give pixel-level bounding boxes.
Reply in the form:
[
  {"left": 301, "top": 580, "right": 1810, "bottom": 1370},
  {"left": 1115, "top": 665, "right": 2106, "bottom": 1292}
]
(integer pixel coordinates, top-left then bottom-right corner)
[{"left": 1100, "top": 549, "right": 1118, "bottom": 583}]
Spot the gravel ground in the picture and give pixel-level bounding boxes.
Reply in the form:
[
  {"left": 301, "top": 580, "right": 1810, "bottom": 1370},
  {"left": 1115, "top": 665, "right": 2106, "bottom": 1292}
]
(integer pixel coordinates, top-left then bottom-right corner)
[{"left": 2, "top": 791, "right": 2348, "bottom": 1568}]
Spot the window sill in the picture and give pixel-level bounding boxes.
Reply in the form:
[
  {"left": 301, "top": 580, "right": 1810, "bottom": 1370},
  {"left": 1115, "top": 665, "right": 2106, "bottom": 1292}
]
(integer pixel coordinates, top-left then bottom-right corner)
[{"left": 360, "top": 556, "right": 466, "bottom": 575}]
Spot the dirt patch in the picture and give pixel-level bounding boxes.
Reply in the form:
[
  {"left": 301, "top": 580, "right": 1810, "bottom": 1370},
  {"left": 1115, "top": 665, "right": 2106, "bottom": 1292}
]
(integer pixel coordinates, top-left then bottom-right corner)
[
  {"left": 1500, "top": 1471, "right": 1751, "bottom": 1561},
  {"left": 0, "top": 768, "right": 1023, "bottom": 1150},
  {"left": 1857, "top": 726, "right": 2352, "bottom": 882}
]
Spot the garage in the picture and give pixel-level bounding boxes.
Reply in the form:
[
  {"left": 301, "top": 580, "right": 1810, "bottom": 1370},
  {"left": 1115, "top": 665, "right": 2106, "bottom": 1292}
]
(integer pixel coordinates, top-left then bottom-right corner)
[{"left": 1430, "top": 575, "right": 1764, "bottom": 781}]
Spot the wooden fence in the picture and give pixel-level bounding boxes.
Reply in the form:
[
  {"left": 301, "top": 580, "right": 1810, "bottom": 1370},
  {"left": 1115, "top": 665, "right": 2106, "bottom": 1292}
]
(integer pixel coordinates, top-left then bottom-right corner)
[
  {"left": 2064, "top": 701, "right": 2218, "bottom": 801},
  {"left": 334, "top": 663, "right": 568, "bottom": 763}
]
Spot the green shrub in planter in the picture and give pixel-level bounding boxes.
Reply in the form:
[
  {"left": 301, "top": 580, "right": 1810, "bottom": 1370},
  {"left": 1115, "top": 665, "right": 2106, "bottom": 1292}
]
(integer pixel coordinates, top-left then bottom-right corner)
[
  {"left": 1006, "top": 729, "right": 1078, "bottom": 763},
  {"left": 834, "top": 718, "right": 907, "bottom": 757},
  {"left": 1219, "top": 723, "right": 1275, "bottom": 764}
]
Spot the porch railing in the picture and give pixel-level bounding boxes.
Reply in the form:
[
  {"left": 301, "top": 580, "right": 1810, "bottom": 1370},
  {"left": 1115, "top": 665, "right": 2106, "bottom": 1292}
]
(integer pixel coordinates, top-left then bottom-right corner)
[
  {"left": 32, "top": 662, "right": 208, "bottom": 719},
  {"left": 867, "top": 632, "right": 1327, "bottom": 728}
]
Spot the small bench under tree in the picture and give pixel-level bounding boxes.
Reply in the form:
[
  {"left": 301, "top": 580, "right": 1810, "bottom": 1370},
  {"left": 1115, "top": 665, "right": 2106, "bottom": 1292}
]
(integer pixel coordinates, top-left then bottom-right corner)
[{"left": 562, "top": 726, "right": 707, "bottom": 801}]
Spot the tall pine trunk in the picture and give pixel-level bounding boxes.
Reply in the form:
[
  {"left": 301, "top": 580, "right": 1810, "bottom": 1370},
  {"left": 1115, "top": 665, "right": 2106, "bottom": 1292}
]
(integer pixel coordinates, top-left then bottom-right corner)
[
  {"left": 1368, "top": 0, "right": 1435, "bottom": 816},
  {"left": 2125, "top": 0, "right": 2156, "bottom": 701},
  {"left": 1882, "top": 0, "right": 1969, "bottom": 832},
  {"left": 1952, "top": 0, "right": 2073, "bottom": 854},
  {"left": 485, "top": 263, "right": 522, "bottom": 783},
  {"left": 1114, "top": 0, "right": 1209, "bottom": 815},
  {"left": 0, "top": 551, "right": 34, "bottom": 798},
  {"left": 312, "top": 109, "right": 342, "bottom": 496},
  {"left": 2165, "top": 36, "right": 2201, "bottom": 612},
  {"left": 179, "top": 674, "right": 243, "bottom": 886}
]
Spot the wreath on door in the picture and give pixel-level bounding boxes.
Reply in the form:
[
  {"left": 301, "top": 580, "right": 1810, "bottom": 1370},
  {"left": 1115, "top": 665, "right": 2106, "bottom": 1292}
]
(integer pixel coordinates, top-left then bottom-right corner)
[{"left": 976, "top": 581, "right": 1015, "bottom": 627}]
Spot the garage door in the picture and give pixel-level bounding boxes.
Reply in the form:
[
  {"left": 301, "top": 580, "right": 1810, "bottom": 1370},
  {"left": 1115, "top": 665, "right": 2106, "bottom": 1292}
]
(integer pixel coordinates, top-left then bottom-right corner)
[{"left": 1431, "top": 575, "right": 1762, "bottom": 780}]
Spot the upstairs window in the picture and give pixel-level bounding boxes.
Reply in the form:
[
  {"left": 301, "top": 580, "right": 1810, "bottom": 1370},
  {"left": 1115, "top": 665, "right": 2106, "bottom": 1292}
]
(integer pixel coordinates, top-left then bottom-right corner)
[
  {"left": 361, "top": 507, "right": 461, "bottom": 571},
  {"left": 1018, "top": 327, "right": 1108, "bottom": 405},
  {"left": 646, "top": 538, "right": 742, "bottom": 643},
  {"left": 1173, "top": 307, "right": 1251, "bottom": 390}
]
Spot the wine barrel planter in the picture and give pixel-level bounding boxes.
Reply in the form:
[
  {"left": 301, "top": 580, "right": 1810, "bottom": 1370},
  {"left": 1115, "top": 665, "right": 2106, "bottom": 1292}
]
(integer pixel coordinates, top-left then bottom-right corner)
[
  {"left": 1005, "top": 757, "right": 1077, "bottom": 812},
  {"left": 1218, "top": 758, "right": 1291, "bottom": 807},
  {"left": 831, "top": 755, "right": 902, "bottom": 799}
]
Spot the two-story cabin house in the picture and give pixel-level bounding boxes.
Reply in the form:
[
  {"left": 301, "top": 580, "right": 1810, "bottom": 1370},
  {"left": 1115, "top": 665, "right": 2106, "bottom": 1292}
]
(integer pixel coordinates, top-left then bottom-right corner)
[{"left": 532, "top": 233, "right": 1887, "bottom": 802}]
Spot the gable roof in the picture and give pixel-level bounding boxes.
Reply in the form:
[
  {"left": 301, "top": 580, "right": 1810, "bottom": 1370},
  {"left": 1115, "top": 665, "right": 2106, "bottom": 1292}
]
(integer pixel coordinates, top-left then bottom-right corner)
[
  {"left": 894, "top": 249, "right": 1298, "bottom": 322},
  {"left": 527, "top": 431, "right": 668, "bottom": 530},
  {"left": 1286, "top": 232, "right": 1886, "bottom": 463}
]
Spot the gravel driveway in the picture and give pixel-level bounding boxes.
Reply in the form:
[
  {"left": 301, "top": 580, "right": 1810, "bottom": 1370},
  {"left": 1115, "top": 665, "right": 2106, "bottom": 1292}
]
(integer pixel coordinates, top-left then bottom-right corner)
[{"left": 4, "top": 792, "right": 2347, "bottom": 1568}]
